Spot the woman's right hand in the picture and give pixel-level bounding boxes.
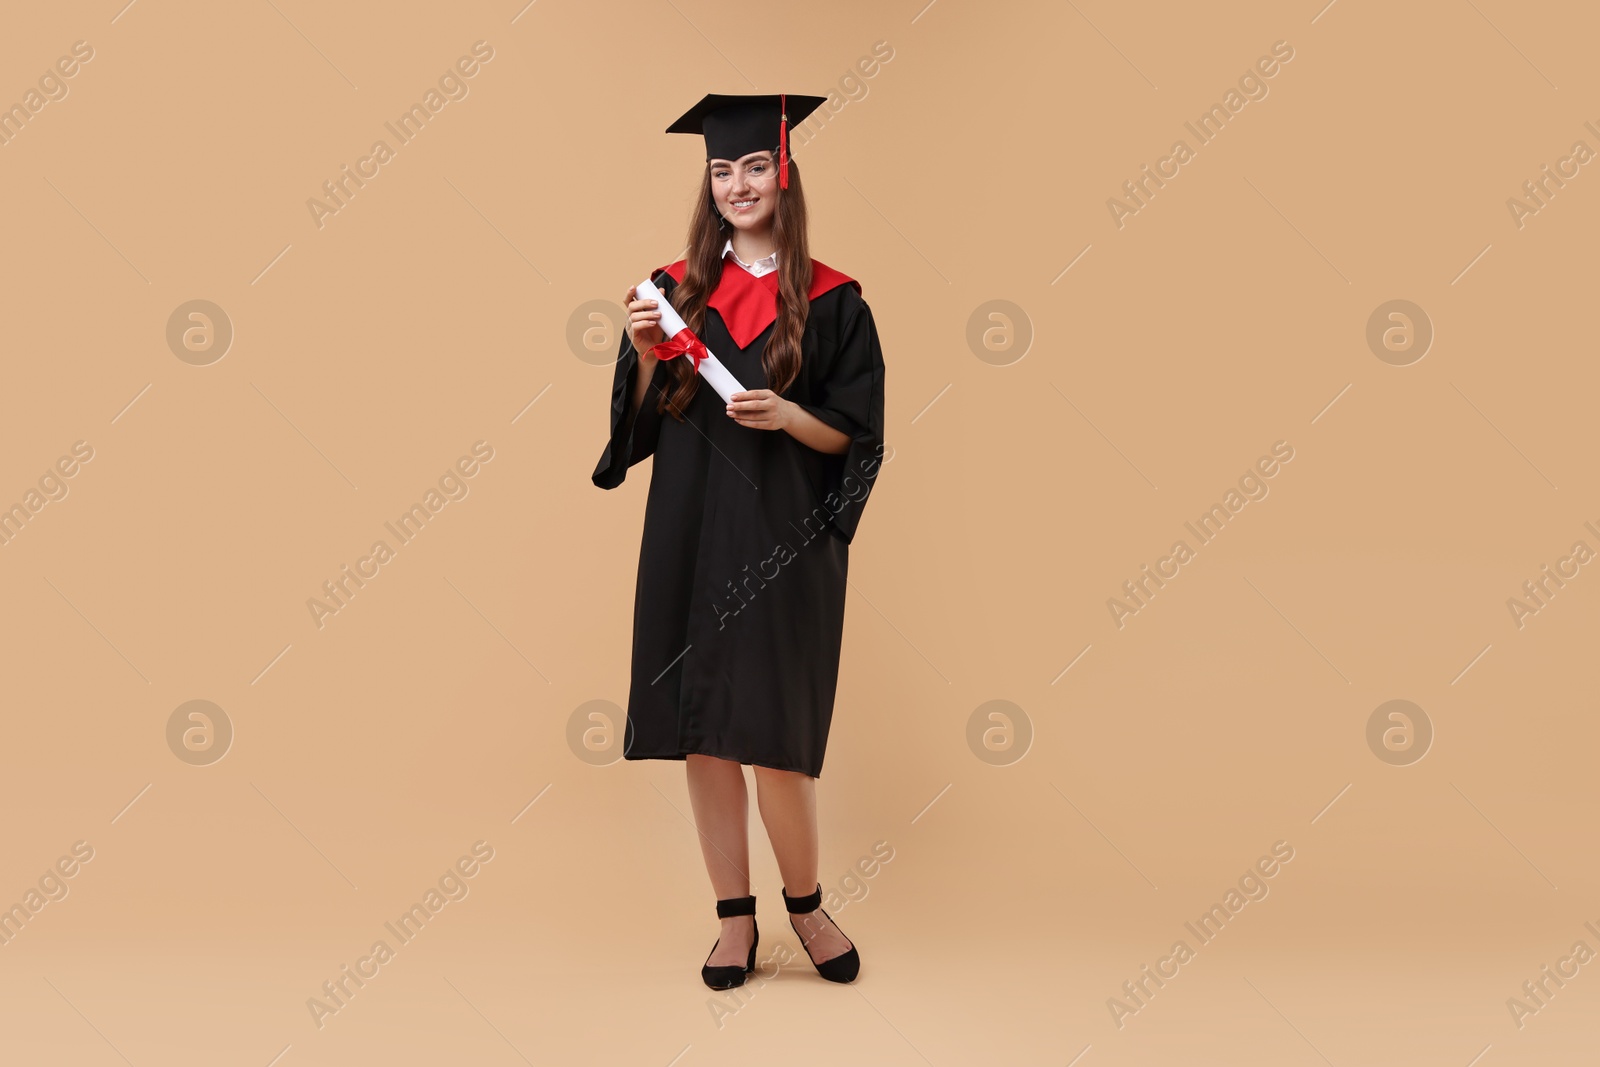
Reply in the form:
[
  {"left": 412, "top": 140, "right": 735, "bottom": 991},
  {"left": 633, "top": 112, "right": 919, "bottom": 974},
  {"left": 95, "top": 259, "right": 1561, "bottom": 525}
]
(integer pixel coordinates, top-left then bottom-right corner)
[{"left": 625, "top": 285, "right": 665, "bottom": 360}]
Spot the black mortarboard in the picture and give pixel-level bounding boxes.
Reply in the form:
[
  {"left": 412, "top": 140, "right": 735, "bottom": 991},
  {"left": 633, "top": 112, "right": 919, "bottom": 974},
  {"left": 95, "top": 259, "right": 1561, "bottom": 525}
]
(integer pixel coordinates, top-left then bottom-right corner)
[{"left": 665, "top": 92, "right": 827, "bottom": 189}]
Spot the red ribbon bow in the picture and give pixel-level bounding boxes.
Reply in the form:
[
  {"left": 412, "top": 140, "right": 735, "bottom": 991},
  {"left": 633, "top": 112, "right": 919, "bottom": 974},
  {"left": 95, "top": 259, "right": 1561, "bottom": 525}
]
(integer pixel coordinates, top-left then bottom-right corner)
[{"left": 651, "top": 327, "right": 708, "bottom": 375}]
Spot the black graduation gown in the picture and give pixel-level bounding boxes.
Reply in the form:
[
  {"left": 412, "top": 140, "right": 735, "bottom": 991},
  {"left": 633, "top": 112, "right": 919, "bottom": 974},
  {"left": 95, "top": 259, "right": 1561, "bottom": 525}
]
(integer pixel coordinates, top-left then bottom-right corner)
[{"left": 592, "top": 257, "right": 886, "bottom": 777}]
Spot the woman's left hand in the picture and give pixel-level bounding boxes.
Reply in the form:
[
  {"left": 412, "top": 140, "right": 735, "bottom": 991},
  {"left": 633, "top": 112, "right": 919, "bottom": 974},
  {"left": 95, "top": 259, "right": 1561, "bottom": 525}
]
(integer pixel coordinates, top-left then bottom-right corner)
[{"left": 726, "top": 389, "right": 793, "bottom": 430}]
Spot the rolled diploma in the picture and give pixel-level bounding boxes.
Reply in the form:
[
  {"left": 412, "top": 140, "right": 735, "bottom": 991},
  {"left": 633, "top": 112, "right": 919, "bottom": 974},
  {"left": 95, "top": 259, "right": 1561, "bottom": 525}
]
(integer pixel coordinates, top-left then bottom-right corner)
[{"left": 635, "top": 278, "right": 747, "bottom": 404}]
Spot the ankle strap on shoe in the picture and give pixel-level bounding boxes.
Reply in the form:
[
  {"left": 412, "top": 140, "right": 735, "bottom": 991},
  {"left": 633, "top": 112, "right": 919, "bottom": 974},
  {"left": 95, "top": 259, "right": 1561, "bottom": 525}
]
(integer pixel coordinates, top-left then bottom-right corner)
[
  {"left": 715, "top": 894, "right": 756, "bottom": 918},
  {"left": 782, "top": 882, "right": 822, "bottom": 913}
]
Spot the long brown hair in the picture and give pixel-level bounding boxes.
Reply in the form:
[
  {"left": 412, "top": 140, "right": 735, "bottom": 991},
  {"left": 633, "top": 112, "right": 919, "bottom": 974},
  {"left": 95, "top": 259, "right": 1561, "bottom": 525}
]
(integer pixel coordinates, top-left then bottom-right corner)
[{"left": 655, "top": 156, "right": 811, "bottom": 421}]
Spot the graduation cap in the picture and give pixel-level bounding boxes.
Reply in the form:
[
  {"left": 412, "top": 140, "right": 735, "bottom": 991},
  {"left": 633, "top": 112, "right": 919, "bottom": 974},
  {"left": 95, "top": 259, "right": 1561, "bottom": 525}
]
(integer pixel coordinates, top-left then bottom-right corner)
[{"left": 665, "top": 92, "right": 827, "bottom": 189}]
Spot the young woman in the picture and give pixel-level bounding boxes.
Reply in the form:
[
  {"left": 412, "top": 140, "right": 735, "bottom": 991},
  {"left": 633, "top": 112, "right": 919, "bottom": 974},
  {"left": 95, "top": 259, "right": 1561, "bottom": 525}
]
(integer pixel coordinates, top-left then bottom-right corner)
[{"left": 592, "top": 93, "right": 887, "bottom": 989}]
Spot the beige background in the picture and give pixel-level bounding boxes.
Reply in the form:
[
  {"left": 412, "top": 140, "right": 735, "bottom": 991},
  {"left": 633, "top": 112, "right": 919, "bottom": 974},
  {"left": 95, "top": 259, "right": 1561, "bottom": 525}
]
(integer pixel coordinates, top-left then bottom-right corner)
[{"left": 2, "top": 0, "right": 1596, "bottom": 1064}]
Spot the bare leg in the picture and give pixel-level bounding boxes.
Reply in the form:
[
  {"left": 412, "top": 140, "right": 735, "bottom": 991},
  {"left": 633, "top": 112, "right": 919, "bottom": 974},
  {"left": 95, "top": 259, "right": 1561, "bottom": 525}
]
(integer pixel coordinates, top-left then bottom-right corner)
[
  {"left": 753, "top": 766, "right": 852, "bottom": 964},
  {"left": 685, "top": 754, "right": 755, "bottom": 967}
]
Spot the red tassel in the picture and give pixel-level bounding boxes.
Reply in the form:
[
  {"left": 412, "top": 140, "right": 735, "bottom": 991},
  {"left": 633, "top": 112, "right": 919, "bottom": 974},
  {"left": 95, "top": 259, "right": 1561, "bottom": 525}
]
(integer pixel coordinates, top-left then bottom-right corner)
[{"left": 779, "top": 92, "right": 789, "bottom": 189}]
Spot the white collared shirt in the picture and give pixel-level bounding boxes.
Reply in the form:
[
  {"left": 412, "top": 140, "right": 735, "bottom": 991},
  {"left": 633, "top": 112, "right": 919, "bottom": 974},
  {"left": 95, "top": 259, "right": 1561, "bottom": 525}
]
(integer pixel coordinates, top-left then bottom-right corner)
[{"left": 723, "top": 237, "right": 778, "bottom": 277}]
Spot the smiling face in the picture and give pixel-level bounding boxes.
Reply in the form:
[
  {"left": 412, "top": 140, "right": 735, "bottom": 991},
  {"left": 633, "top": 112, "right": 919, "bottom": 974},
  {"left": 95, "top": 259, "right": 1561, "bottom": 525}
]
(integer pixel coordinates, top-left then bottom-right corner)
[{"left": 709, "top": 150, "right": 779, "bottom": 232}]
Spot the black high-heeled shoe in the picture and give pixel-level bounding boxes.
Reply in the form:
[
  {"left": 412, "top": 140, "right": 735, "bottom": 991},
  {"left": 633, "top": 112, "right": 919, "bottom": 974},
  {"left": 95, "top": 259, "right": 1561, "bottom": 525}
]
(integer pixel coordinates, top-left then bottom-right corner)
[
  {"left": 782, "top": 882, "right": 860, "bottom": 983},
  {"left": 701, "top": 894, "right": 758, "bottom": 990}
]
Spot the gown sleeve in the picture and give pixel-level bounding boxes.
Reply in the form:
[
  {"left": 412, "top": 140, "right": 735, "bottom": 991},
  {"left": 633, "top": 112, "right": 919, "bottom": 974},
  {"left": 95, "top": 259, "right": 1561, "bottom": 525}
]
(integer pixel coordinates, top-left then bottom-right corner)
[
  {"left": 791, "top": 294, "right": 887, "bottom": 546},
  {"left": 591, "top": 272, "right": 672, "bottom": 490}
]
